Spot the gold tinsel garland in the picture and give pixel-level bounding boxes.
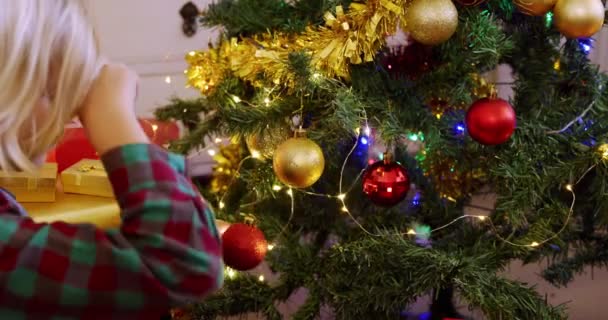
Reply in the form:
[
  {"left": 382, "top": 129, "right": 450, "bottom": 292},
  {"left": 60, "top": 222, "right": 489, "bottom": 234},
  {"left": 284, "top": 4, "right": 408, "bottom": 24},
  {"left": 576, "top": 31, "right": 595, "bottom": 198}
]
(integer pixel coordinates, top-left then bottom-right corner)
[
  {"left": 421, "top": 149, "right": 487, "bottom": 200},
  {"left": 210, "top": 142, "right": 243, "bottom": 194},
  {"left": 186, "top": 0, "right": 408, "bottom": 94}
]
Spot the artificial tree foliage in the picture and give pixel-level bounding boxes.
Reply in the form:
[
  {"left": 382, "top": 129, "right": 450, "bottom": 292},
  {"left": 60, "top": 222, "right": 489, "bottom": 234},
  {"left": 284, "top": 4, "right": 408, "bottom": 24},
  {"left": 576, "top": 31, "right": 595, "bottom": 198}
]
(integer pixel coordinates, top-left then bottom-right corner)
[{"left": 157, "top": 0, "right": 608, "bottom": 319}]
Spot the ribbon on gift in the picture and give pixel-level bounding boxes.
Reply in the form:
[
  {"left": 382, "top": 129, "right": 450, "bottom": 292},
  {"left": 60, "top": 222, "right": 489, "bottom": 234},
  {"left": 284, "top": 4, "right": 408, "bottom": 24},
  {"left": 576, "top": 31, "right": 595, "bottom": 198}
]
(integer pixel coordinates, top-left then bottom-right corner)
[{"left": 73, "top": 164, "right": 104, "bottom": 186}]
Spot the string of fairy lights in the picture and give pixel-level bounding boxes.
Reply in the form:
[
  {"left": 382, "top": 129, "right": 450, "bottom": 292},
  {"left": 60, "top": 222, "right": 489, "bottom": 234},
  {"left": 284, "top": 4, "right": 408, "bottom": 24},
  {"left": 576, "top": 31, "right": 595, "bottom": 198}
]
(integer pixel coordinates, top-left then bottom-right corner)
[
  {"left": 210, "top": 84, "right": 608, "bottom": 281},
  {"left": 170, "top": 41, "right": 607, "bottom": 280},
  {"left": 149, "top": 19, "right": 607, "bottom": 283}
]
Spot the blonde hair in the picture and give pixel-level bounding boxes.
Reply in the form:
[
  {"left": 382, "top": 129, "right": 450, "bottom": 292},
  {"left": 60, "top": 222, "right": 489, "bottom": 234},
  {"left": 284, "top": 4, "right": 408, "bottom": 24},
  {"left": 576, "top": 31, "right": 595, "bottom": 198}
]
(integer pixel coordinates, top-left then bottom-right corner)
[{"left": 0, "top": 0, "right": 101, "bottom": 171}]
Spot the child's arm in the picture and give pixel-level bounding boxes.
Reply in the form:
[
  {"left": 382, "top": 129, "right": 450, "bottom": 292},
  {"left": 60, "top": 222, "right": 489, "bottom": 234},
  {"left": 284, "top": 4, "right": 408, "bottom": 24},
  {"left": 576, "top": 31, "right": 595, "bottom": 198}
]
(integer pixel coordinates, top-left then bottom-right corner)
[
  {"left": 0, "top": 65, "right": 223, "bottom": 317},
  {"left": 0, "top": 144, "right": 223, "bottom": 317}
]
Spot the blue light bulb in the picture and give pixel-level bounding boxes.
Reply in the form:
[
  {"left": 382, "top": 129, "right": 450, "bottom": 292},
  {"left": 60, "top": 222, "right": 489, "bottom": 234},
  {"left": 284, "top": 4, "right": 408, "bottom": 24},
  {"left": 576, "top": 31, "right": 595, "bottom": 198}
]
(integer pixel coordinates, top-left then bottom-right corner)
[
  {"left": 454, "top": 122, "right": 466, "bottom": 136},
  {"left": 578, "top": 38, "right": 594, "bottom": 56}
]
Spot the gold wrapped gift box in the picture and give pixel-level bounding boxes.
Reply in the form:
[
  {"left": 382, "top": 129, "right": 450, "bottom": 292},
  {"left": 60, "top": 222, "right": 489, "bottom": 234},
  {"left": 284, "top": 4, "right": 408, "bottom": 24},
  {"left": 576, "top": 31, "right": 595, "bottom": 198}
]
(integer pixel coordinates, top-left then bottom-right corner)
[
  {"left": 61, "top": 159, "right": 114, "bottom": 198},
  {"left": 0, "top": 163, "right": 58, "bottom": 202},
  {"left": 24, "top": 190, "right": 121, "bottom": 229}
]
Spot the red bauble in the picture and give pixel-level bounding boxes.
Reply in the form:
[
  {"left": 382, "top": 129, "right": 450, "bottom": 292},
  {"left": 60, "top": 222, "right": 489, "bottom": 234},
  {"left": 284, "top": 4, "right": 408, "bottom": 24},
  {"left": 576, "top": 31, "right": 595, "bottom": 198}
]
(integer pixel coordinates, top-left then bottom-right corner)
[
  {"left": 380, "top": 41, "right": 435, "bottom": 80},
  {"left": 222, "top": 223, "right": 268, "bottom": 271},
  {"left": 138, "top": 119, "right": 181, "bottom": 146},
  {"left": 465, "top": 98, "right": 516, "bottom": 146},
  {"left": 362, "top": 159, "right": 410, "bottom": 207}
]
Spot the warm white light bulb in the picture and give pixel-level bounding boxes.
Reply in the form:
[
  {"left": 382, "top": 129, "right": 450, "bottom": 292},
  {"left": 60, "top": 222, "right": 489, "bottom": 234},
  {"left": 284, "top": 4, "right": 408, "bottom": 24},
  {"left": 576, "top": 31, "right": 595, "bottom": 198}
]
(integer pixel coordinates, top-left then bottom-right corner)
[
  {"left": 337, "top": 194, "right": 346, "bottom": 200},
  {"left": 258, "top": 275, "right": 265, "bottom": 282},
  {"left": 267, "top": 244, "right": 275, "bottom": 251},
  {"left": 219, "top": 202, "right": 225, "bottom": 209},
  {"left": 251, "top": 150, "right": 262, "bottom": 159},
  {"left": 530, "top": 242, "right": 540, "bottom": 247},
  {"left": 599, "top": 144, "right": 608, "bottom": 160},
  {"left": 272, "top": 185, "right": 282, "bottom": 191},
  {"left": 407, "top": 229, "right": 417, "bottom": 235},
  {"left": 208, "top": 149, "right": 217, "bottom": 156},
  {"left": 165, "top": 76, "right": 172, "bottom": 84},
  {"left": 565, "top": 184, "right": 573, "bottom": 192}
]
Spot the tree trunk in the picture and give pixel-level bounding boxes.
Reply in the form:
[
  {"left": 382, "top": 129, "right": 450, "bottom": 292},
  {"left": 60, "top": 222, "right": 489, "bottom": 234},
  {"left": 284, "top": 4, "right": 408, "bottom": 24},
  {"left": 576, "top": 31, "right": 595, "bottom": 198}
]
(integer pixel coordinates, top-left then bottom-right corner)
[{"left": 429, "top": 286, "right": 466, "bottom": 320}]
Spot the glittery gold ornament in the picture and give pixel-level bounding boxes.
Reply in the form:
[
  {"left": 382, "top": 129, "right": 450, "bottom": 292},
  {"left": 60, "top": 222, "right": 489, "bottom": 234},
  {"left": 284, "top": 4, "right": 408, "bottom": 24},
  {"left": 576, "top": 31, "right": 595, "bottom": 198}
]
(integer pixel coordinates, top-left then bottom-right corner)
[
  {"left": 513, "top": 0, "right": 557, "bottom": 16},
  {"left": 453, "top": 0, "right": 486, "bottom": 5},
  {"left": 554, "top": 0, "right": 605, "bottom": 38},
  {"left": 246, "top": 126, "right": 292, "bottom": 159},
  {"left": 273, "top": 133, "right": 325, "bottom": 188},
  {"left": 405, "top": 0, "right": 459, "bottom": 46}
]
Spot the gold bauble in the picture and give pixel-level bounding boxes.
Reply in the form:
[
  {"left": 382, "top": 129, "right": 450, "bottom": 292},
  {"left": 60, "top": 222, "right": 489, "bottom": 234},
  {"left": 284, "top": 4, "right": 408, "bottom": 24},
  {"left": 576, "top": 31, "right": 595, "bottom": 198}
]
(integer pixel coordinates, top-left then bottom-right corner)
[
  {"left": 405, "top": 0, "right": 459, "bottom": 46},
  {"left": 246, "top": 126, "right": 291, "bottom": 159},
  {"left": 554, "top": 0, "right": 605, "bottom": 38},
  {"left": 514, "top": 0, "right": 557, "bottom": 16},
  {"left": 273, "top": 137, "right": 325, "bottom": 188}
]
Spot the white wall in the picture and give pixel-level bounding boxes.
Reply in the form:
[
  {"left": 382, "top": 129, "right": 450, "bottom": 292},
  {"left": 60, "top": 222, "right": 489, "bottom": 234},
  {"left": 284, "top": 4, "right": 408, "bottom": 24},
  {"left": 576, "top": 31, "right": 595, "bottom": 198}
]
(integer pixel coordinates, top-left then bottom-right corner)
[
  {"left": 85, "top": 0, "right": 220, "bottom": 173},
  {"left": 85, "top": 0, "right": 217, "bottom": 116}
]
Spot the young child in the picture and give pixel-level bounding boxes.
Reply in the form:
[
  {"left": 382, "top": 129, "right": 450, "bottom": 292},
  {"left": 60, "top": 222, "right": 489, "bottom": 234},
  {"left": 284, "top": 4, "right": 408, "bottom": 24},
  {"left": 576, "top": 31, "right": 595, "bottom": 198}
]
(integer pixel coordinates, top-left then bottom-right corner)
[{"left": 0, "top": 1, "right": 223, "bottom": 319}]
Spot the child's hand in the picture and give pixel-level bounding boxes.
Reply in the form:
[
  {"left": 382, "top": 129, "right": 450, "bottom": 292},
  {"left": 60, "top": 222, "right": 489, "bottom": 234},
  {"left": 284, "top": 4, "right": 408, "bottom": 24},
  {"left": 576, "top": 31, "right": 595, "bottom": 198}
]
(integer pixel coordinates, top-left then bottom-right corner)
[
  {"left": 82, "top": 63, "right": 138, "bottom": 113},
  {"left": 79, "top": 63, "right": 149, "bottom": 155}
]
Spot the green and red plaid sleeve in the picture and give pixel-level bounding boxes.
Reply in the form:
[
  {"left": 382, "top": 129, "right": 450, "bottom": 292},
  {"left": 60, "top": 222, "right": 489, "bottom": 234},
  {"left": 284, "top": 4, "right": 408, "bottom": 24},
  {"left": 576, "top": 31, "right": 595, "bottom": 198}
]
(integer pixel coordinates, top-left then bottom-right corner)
[{"left": 0, "top": 144, "right": 223, "bottom": 320}]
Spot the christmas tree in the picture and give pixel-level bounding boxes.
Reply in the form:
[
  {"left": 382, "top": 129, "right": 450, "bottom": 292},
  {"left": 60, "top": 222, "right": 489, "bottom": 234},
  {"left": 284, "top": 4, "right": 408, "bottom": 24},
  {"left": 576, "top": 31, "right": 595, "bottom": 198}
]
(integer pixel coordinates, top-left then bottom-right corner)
[{"left": 157, "top": 0, "right": 608, "bottom": 319}]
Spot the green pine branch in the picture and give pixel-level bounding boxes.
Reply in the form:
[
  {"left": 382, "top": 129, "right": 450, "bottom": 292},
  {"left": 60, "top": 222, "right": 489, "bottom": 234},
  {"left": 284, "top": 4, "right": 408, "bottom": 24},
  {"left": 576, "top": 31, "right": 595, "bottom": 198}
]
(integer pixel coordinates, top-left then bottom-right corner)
[{"left": 157, "top": 1, "right": 608, "bottom": 318}]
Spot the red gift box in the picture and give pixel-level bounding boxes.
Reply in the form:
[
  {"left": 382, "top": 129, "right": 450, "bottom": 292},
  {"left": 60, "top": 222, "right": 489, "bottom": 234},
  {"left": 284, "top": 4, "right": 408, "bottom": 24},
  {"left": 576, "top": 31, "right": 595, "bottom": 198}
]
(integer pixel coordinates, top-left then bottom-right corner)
[
  {"left": 50, "top": 119, "right": 180, "bottom": 173},
  {"left": 138, "top": 119, "right": 180, "bottom": 146},
  {"left": 55, "top": 127, "right": 98, "bottom": 173}
]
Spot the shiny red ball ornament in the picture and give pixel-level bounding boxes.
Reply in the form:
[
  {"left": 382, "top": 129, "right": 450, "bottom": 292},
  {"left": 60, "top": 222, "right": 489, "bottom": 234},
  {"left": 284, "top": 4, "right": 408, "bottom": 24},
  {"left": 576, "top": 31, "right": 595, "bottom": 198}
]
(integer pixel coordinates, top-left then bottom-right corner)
[
  {"left": 465, "top": 98, "right": 516, "bottom": 146},
  {"left": 362, "top": 156, "right": 410, "bottom": 207},
  {"left": 222, "top": 223, "right": 268, "bottom": 271}
]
